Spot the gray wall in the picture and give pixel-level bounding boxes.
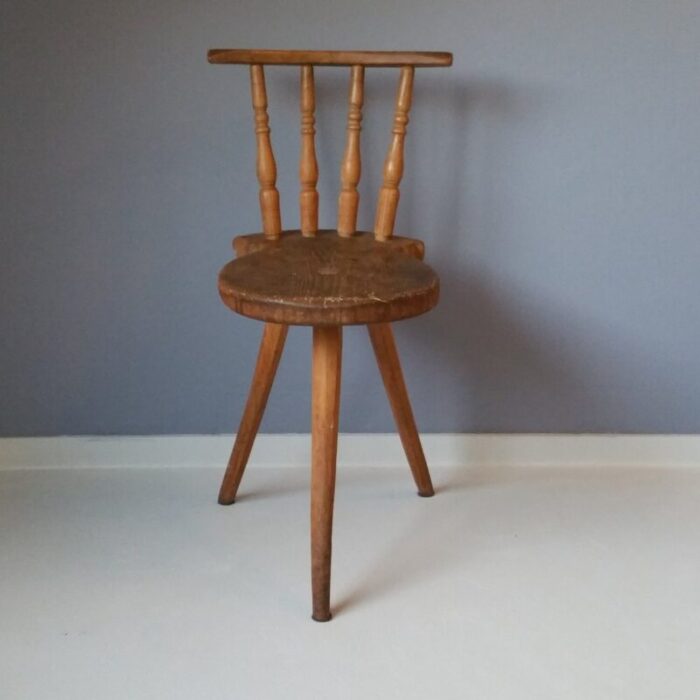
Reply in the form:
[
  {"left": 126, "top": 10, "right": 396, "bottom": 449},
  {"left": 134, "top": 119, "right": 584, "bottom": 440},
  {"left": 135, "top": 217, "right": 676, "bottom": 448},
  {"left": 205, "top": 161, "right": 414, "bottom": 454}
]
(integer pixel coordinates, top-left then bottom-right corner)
[{"left": 2, "top": 1, "right": 699, "bottom": 436}]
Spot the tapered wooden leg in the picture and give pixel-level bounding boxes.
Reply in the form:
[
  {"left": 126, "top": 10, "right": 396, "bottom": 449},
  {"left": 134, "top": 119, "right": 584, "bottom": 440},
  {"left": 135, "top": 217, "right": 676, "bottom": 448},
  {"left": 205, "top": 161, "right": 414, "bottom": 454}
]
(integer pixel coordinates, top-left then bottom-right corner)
[
  {"left": 218, "top": 322, "right": 288, "bottom": 505},
  {"left": 368, "top": 323, "right": 434, "bottom": 497},
  {"left": 310, "top": 325, "right": 342, "bottom": 622}
]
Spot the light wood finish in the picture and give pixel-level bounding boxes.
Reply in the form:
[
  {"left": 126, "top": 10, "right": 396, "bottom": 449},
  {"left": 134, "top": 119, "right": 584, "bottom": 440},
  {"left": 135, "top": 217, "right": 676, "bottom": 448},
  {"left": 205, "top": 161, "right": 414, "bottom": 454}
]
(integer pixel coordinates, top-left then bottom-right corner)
[
  {"left": 368, "top": 323, "right": 434, "bottom": 496},
  {"left": 209, "top": 49, "right": 452, "bottom": 67},
  {"left": 299, "top": 66, "right": 319, "bottom": 236},
  {"left": 337, "top": 66, "right": 365, "bottom": 237},
  {"left": 374, "top": 67, "right": 414, "bottom": 241},
  {"left": 219, "top": 230, "right": 439, "bottom": 326},
  {"left": 218, "top": 322, "right": 288, "bottom": 504},
  {"left": 250, "top": 65, "right": 282, "bottom": 238},
  {"left": 310, "top": 325, "right": 342, "bottom": 621}
]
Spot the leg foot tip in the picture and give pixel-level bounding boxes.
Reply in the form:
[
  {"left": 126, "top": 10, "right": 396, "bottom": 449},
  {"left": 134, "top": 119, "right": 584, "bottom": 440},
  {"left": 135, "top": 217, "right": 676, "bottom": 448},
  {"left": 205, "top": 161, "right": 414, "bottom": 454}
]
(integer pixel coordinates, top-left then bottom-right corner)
[
  {"left": 312, "top": 612, "right": 332, "bottom": 623},
  {"left": 218, "top": 496, "right": 236, "bottom": 505},
  {"left": 417, "top": 489, "right": 435, "bottom": 498}
]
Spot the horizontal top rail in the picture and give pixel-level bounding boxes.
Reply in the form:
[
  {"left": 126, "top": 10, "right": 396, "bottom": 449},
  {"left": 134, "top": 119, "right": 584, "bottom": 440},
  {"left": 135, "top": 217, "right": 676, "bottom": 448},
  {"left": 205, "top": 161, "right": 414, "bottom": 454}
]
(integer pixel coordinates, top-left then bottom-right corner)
[{"left": 207, "top": 49, "right": 453, "bottom": 67}]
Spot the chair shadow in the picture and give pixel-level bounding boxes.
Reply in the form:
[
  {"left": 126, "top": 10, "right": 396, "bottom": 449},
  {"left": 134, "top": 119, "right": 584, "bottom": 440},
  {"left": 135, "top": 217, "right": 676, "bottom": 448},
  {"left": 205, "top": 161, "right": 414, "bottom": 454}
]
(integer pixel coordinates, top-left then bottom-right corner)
[
  {"left": 331, "top": 468, "right": 510, "bottom": 617},
  {"left": 332, "top": 76, "right": 570, "bottom": 615},
  {"left": 332, "top": 463, "right": 690, "bottom": 617}
]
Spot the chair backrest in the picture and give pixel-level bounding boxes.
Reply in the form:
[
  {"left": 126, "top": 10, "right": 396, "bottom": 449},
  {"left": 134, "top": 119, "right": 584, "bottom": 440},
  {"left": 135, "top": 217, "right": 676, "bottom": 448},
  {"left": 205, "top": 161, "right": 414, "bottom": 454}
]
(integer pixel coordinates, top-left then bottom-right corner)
[{"left": 208, "top": 49, "right": 453, "bottom": 242}]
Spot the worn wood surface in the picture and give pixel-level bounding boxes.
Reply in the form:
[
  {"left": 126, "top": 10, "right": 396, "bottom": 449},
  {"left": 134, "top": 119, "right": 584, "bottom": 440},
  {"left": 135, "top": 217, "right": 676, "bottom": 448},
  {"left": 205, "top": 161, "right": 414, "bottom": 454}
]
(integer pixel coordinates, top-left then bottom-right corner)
[
  {"left": 337, "top": 66, "right": 364, "bottom": 237},
  {"left": 250, "top": 65, "right": 282, "bottom": 238},
  {"left": 368, "top": 323, "right": 434, "bottom": 496},
  {"left": 374, "top": 67, "right": 414, "bottom": 241},
  {"left": 310, "top": 325, "right": 342, "bottom": 621},
  {"left": 209, "top": 49, "right": 452, "bottom": 67},
  {"left": 218, "top": 323, "right": 288, "bottom": 504},
  {"left": 219, "top": 230, "right": 439, "bottom": 326},
  {"left": 299, "top": 66, "right": 318, "bottom": 236},
  {"left": 233, "top": 229, "right": 425, "bottom": 259}
]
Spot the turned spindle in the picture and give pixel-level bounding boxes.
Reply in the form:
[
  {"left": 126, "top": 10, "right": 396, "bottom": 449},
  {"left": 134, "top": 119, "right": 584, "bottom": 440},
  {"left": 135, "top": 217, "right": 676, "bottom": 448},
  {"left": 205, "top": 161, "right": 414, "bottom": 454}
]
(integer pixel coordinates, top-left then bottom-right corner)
[
  {"left": 299, "top": 65, "right": 319, "bottom": 236},
  {"left": 374, "top": 66, "right": 414, "bottom": 241},
  {"left": 337, "top": 66, "right": 365, "bottom": 237},
  {"left": 250, "top": 64, "right": 282, "bottom": 238}
]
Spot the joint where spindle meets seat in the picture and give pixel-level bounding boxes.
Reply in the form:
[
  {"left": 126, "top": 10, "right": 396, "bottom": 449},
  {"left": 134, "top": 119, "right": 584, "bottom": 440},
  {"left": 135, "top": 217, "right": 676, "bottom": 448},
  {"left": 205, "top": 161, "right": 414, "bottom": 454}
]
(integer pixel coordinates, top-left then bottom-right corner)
[{"left": 209, "top": 47, "right": 452, "bottom": 622}]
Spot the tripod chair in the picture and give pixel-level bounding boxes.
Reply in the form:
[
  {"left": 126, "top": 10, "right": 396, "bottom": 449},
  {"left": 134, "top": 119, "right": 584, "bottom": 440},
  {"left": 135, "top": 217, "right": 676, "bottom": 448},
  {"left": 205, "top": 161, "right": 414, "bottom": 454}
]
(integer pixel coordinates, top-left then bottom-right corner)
[{"left": 209, "top": 49, "right": 453, "bottom": 621}]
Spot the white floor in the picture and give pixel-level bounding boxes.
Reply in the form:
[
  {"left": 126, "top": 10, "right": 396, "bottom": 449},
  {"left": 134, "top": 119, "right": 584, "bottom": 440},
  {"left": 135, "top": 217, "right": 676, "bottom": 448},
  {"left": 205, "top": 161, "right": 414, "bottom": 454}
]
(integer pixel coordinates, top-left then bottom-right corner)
[{"left": 1, "top": 465, "right": 699, "bottom": 699}]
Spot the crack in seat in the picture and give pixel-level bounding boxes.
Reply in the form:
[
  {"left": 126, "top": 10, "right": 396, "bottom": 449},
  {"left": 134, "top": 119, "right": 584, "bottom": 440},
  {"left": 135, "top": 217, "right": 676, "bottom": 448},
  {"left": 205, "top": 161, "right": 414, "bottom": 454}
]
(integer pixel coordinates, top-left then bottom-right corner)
[{"left": 218, "top": 230, "right": 439, "bottom": 326}]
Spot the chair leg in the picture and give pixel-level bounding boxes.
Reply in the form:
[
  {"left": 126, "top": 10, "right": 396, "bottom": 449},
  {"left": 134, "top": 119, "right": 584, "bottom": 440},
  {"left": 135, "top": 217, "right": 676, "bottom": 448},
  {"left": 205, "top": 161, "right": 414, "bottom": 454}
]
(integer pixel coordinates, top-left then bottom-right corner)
[
  {"left": 367, "top": 322, "right": 435, "bottom": 497},
  {"left": 218, "top": 322, "right": 288, "bottom": 505},
  {"left": 310, "top": 325, "right": 342, "bottom": 622}
]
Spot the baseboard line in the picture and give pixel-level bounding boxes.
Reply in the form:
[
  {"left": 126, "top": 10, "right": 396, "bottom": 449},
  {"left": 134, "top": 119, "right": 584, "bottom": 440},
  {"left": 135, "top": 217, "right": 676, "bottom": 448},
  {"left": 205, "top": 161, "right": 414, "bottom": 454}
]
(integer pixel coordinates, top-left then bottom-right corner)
[{"left": 1, "top": 434, "right": 700, "bottom": 471}]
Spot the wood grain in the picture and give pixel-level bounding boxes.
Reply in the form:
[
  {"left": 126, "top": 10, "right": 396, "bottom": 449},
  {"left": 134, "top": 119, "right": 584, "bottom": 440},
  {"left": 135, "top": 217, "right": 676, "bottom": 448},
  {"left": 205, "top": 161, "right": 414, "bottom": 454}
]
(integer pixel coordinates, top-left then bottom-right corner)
[
  {"left": 218, "top": 322, "right": 288, "bottom": 504},
  {"left": 299, "top": 65, "right": 319, "bottom": 236},
  {"left": 250, "top": 65, "right": 282, "bottom": 238},
  {"left": 368, "top": 323, "right": 434, "bottom": 496},
  {"left": 233, "top": 229, "right": 425, "bottom": 260},
  {"left": 310, "top": 325, "right": 342, "bottom": 621},
  {"left": 209, "top": 49, "right": 452, "bottom": 67},
  {"left": 219, "top": 230, "right": 439, "bottom": 326},
  {"left": 374, "top": 67, "right": 414, "bottom": 241},
  {"left": 337, "top": 66, "right": 365, "bottom": 237}
]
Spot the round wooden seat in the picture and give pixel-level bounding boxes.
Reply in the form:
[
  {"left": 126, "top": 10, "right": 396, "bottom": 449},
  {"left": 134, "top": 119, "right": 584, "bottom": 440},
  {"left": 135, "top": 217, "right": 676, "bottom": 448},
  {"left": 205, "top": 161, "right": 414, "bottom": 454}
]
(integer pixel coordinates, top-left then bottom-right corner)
[{"left": 218, "top": 230, "right": 439, "bottom": 326}]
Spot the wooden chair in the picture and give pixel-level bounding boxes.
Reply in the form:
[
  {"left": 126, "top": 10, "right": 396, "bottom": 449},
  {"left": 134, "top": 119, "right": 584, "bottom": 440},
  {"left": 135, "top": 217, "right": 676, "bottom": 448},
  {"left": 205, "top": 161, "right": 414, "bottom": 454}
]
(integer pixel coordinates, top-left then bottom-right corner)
[{"left": 208, "top": 49, "right": 453, "bottom": 621}]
